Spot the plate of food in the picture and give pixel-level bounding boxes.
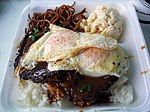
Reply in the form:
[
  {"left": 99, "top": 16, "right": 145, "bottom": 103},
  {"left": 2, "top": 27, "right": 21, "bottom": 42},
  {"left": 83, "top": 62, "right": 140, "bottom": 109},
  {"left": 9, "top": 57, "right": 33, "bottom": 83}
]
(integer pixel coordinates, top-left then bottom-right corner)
[{"left": 0, "top": 0, "right": 150, "bottom": 112}]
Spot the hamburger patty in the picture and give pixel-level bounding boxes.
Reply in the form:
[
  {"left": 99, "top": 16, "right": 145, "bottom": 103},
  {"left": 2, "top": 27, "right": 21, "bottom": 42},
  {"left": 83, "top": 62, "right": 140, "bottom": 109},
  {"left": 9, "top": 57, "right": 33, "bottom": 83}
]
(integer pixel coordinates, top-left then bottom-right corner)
[{"left": 20, "top": 62, "right": 118, "bottom": 107}]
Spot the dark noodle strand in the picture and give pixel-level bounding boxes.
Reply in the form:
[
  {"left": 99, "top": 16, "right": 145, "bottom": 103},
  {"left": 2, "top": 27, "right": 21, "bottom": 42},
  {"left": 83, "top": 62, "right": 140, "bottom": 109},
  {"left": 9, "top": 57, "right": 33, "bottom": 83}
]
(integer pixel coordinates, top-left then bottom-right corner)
[{"left": 26, "top": 2, "right": 86, "bottom": 36}]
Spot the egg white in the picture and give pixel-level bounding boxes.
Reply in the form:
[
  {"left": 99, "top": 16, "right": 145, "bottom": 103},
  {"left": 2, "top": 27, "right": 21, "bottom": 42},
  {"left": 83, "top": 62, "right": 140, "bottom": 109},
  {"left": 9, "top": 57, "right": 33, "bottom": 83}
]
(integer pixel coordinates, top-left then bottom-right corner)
[{"left": 21, "top": 24, "right": 117, "bottom": 70}]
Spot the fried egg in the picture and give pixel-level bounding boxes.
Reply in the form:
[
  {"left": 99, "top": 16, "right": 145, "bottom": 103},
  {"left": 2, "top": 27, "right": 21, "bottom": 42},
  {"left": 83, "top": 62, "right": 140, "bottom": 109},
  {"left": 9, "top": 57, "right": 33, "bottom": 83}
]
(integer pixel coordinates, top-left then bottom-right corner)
[
  {"left": 21, "top": 24, "right": 117, "bottom": 70},
  {"left": 77, "top": 46, "right": 129, "bottom": 77},
  {"left": 47, "top": 46, "right": 129, "bottom": 77}
]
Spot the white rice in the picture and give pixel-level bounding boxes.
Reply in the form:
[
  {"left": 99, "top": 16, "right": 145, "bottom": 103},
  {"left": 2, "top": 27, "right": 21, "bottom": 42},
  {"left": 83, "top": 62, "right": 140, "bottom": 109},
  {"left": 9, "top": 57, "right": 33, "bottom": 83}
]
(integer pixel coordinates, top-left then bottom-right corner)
[
  {"left": 19, "top": 80, "right": 49, "bottom": 107},
  {"left": 110, "top": 75, "right": 134, "bottom": 104}
]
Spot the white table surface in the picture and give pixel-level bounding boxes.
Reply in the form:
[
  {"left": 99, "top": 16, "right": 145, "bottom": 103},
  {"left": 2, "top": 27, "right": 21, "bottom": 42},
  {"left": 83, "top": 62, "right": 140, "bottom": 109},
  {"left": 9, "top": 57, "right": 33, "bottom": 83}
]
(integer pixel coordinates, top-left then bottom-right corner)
[{"left": 0, "top": 0, "right": 150, "bottom": 106}]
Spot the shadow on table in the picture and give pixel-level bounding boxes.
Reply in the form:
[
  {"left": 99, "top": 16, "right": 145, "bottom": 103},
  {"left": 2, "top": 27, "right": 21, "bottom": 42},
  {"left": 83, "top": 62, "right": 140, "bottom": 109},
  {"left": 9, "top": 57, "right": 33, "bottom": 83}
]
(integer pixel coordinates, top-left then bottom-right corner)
[{"left": 0, "top": 1, "right": 7, "bottom": 14}]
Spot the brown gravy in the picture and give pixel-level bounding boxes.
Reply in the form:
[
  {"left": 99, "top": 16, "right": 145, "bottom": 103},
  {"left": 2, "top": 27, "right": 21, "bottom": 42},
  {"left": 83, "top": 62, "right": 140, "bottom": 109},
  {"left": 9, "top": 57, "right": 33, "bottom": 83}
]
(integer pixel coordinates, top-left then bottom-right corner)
[{"left": 19, "top": 62, "right": 118, "bottom": 107}]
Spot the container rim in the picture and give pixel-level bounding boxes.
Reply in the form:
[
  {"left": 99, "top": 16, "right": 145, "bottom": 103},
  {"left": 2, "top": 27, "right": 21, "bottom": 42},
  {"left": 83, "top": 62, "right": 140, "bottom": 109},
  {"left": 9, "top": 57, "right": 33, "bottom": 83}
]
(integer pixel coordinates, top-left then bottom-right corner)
[{"left": 0, "top": 0, "right": 150, "bottom": 112}]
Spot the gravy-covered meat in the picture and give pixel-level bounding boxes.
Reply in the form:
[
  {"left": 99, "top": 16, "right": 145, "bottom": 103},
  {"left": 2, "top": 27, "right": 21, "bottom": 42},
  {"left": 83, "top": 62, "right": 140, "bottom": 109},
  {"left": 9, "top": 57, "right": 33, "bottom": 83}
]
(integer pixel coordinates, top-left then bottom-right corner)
[{"left": 20, "top": 66, "right": 118, "bottom": 107}]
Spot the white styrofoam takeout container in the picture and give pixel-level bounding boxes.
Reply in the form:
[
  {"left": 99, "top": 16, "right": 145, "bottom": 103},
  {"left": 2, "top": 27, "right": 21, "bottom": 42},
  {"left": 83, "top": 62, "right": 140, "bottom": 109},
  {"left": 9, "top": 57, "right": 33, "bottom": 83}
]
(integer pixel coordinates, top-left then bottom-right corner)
[{"left": 0, "top": 0, "right": 150, "bottom": 112}]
